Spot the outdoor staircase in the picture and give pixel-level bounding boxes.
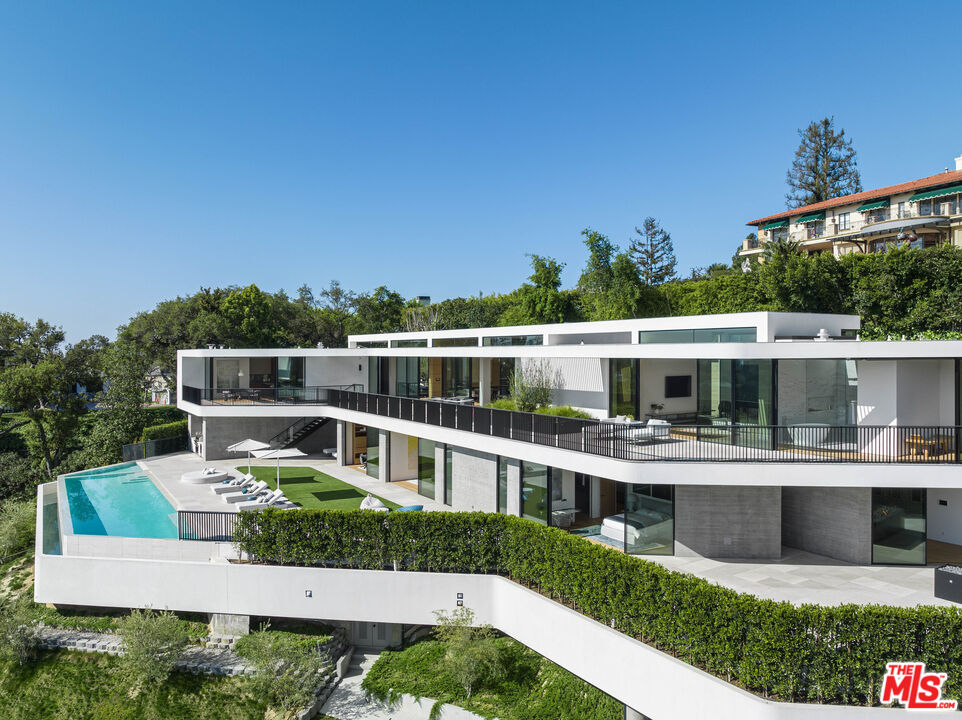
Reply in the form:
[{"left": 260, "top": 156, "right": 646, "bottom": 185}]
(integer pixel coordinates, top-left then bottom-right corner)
[{"left": 269, "top": 417, "right": 332, "bottom": 450}]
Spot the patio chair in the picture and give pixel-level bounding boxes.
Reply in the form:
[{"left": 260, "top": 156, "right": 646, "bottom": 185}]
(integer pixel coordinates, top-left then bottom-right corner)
[
  {"left": 211, "top": 473, "right": 255, "bottom": 494},
  {"left": 223, "top": 480, "right": 268, "bottom": 504},
  {"left": 237, "top": 488, "right": 289, "bottom": 510},
  {"left": 360, "top": 494, "right": 389, "bottom": 512}
]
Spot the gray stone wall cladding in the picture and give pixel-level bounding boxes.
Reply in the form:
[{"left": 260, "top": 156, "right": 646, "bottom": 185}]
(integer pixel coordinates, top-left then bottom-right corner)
[
  {"left": 781, "top": 486, "right": 872, "bottom": 564},
  {"left": 674, "top": 485, "right": 782, "bottom": 559},
  {"left": 449, "top": 447, "right": 498, "bottom": 513},
  {"left": 202, "top": 416, "right": 304, "bottom": 460}
]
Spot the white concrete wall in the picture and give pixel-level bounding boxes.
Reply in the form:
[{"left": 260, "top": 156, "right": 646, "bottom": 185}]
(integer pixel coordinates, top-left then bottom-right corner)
[
  {"left": 518, "top": 357, "right": 608, "bottom": 417},
  {"left": 897, "top": 360, "right": 946, "bottom": 426},
  {"left": 640, "top": 359, "right": 697, "bottom": 416},
  {"left": 857, "top": 360, "right": 897, "bottom": 426},
  {"left": 306, "top": 356, "right": 367, "bottom": 389},
  {"left": 927, "top": 488, "right": 962, "bottom": 546},
  {"left": 389, "top": 431, "right": 417, "bottom": 482},
  {"left": 33, "top": 549, "right": 947, "bottom": 720}
]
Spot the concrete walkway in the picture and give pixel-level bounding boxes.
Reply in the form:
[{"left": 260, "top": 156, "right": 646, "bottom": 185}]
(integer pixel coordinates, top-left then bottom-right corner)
[
  {"left": 647, "top": 546, "right": 949, "bottom": 607},
  {"left": 321, "top": 651, "right": 485, "bottom": 720}
]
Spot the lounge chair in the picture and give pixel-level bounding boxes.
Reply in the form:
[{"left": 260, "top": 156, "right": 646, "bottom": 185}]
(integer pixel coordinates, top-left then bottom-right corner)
[
  {"left": 223, "top": 480, "right": 269, "bottom": 504},
  {"left": 625, "top": 419, "right": 671, "bottom": 444},
  {"left": 211, "top": 473, "right": 255, "bottom": 494},
  {"left": 396, "top": 505, "right": 423, "bottom": 512},
  {"left": 238, "top": 489, "right": 293, "bottom": 511}
]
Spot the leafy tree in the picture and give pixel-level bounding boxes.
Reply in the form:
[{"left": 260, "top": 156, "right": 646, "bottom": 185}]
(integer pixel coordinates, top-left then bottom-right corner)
[
  {"left": 0, "top": 499, "right": 36, "bottom": 561},
  {"left": 353, "top": 286, "right": 406, "bottom": 335},
  {"left": 432, "top": 607, "right": 504, "bottom": 701},
  {"left": 628, "top": 217, "right": 677, "bottom": 286},
  {"left": 0, "top": 598, "right": 39, "bottom": 666},
  {"left": 0, "top": 316, "right": 93, "bottom": 478},
  {"left": 116, "top": 608, "right": 190, "bottom": 690},
  {"left": 235, "top": 625, "right": 330, "bottom": 713},
  {"left": 0, "top": 453, "right": 42, "bottom": 502},
  {"left": 74, "top": 340, "right": 153, "bottom": 468},
  {"left": 785, "top": 117, "right": 861, "bottom": 208},
  {"left": 509, "top": 359, "right": 562, "bottom": 412},
  {"left": 220, "top": 284, "right": 275, "bottom": 348},
  {"left": 500, "top": 255, "right": 581, "bottom": 326},
  {"left": 317, "top": 280, "right": 358, "bottom": 348}
]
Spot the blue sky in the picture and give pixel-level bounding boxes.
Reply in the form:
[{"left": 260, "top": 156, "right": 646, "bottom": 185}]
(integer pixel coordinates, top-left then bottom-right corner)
[{"left": 1, "top": 1, "right": 960, "bottom": 341}]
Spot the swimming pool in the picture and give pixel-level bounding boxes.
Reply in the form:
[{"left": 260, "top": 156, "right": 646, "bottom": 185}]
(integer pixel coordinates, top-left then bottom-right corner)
[{"left": 63, "top": 463, "right": 178, "bottom": 539}]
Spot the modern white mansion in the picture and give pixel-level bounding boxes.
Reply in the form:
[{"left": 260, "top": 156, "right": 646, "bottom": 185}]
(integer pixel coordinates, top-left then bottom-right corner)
[
  {"left": 35, "top": 311, "right": 962, "bottom": 719},
  {"left": 180, "top": 312, "right": 961, "bottom": 567}
]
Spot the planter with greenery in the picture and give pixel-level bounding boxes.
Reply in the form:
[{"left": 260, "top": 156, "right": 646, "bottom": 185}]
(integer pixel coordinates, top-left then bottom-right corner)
[{"left": 234, "top": 508, "right": 962, "bottom": 706}]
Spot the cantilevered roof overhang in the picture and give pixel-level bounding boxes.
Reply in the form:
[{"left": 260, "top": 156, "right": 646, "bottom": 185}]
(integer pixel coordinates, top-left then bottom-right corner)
[{"left": 853, "top": 216, "right": 949, "bottom": 238}]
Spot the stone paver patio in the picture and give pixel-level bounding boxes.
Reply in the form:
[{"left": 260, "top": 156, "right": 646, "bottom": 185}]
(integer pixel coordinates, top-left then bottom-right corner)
[{"left": 646, "top": 546, "right": 949, "bottom": 607}]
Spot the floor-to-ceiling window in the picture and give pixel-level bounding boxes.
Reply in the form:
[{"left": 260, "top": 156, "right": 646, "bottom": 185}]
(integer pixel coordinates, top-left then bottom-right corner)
[
  {"left": 625, "top": 484, "right": 674, "bottom": 556},
  {"left": 609, "top": 358, "right": 638, "bottom": 418},
  {"left": 520, "top": 460, "right": 550, "bottom": 524},
  {"left": 366, "top": 426, "right": 380, "bottom": 479},
  {"left": 417, "top": 438, "right": 435, "bottom": 500},
  {"left": 497, "top": 457, "right": 509, "bottom": 513},
  {"left": 776, "top": 359, "right": 858, "bottom": 448},
  {"left": 697, "top": 359, "right": 775, "bottom": 448},
  {"left": 368, "top": 358, "right": 390, "bottom": 395},
  {"left": 442, "top": 358, "right": 473, "bottom": 398},
  {"left": 493, "top": 358, "right": 515, "bottom": 400},
  {"left": 397, "top": 357, "right": 427, "bottom": 398},
  {"left": 444, "top": 445, "right": 453, "bottom": 506},
  {"left": 872, "top": 488, "right": 926, "bottom": 565},
  {"left": 277, "top": 357, "right": 305, "bottom": 400}
]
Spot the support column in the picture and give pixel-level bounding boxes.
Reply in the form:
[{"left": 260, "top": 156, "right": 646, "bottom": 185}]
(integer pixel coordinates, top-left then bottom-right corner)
[
  {"left": 210, "top": 613, "right": 249, "bottom": 637},
  {"left": 624, "top": 707, "right": 650, "bottom": 720},
  {"left": 506, "top": 458, "right": 521, "bottom": 516},
  {"left": 479, "top": 358, "right": 492, "bottom": 406},
  {"left": 336, "top": 420, "right": 349, "bottom": 466},
  {"left": 379, "top": 429, "right": 391, "bottom": 482}
]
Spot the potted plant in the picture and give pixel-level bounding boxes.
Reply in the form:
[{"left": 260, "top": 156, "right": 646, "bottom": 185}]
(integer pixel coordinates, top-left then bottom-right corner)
[{"left": 935, "top": 565, "right": 962, "bottom": 604}]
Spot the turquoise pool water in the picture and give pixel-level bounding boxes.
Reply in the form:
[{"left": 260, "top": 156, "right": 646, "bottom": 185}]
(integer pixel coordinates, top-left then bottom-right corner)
[{"left": 63, "top": 463, "right": 178, "bottom": 539}]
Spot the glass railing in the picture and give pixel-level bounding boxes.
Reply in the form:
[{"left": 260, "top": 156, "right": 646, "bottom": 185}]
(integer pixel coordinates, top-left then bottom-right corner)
[{"left": 328, "top": 390, "right": 962, "bottom": 465}]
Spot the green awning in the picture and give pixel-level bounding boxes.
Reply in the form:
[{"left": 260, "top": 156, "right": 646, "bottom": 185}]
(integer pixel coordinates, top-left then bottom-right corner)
[
  {"left": 909, "top": 183, "right": 962, "bottom": 202},
  {"left": 856, "top": 199, "right": 889, "bottom": 212},
  {"left": 795, "top": 211, "right": 825, "bottom": 224},
  {"left": 761, "top": 219, "right": 789, "bottom": 230}
]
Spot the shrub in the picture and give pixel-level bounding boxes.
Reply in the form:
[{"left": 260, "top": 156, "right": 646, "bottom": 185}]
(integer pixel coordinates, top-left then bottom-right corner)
[
  {"left": 235, "top": 624, "right": 331, "bottom": 713},
  {"left": 0, "top": 500, "right": 36, "bottom": 562},
  {"left": 508, "top": 359, "right": 562, "bottom": 412},
  {"left": 533, "top": 405, "right": 593, "bottom": 419},
  {"left": 0, "top": 598, "right": 39, "bottom": 665},
  {"left": 116, "top": 608, "right": 190, "bottom": 690},
  {"left": 432, "top": 607, "right": 503, "bottom": 700},
  {"left": 141, "top": 420, "right": 188, "bottom": 442},
  {"left": 233, "top": 509, "right": 962, "bottom": 706},
  {"left": 485, "top": 398, "right": 517, "bottom": 411}
]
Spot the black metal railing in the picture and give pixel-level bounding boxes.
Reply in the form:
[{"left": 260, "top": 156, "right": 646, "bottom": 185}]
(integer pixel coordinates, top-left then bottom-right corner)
[
  {"left": 177, "top": 510, "right": 238, "bottom": 542},
  {"left": 121, "top": 435, "right": 188, "bottom": 462},
  {"left": 328, "top": 389, "right": 962, "bottom": 465},
  {"left": 182, "top": 384, "right": 362, "bottom": 406}
]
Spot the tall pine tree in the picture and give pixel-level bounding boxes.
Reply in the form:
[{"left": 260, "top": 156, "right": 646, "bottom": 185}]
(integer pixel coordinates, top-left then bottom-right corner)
[
  {"left": 785, "top": 117, "right": 861, "bottom": 208},
  {"left": 628, "top": 217, "right": 677, "bottom": 286}
]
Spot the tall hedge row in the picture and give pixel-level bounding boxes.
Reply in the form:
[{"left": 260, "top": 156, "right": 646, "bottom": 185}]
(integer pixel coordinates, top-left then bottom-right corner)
[
  {"left": 234, "top": 509, "right": 962, "bottom": 706},
  {"left": 141, "top": 419, "right": 188, "bottom": 442}
]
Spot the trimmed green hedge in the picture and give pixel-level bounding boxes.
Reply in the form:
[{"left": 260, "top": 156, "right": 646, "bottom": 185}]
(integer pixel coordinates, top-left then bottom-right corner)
[
  {"left": 234, "top": 509, "right": 962, "bottom": 706},
  {"left": 141, "top": 420, "right": 188, "bottom": 442}
]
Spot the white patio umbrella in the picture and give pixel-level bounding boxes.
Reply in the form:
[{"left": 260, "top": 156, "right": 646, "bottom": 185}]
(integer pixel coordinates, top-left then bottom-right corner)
[
  {"left": 227, "top": 438, "right": 271, "bottom": 474},
  {"left": 251, "top": 447, "right": 307, "bottom": 493}
]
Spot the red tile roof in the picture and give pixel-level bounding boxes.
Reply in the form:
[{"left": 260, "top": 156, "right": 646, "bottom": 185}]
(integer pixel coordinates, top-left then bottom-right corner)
[{"left": 747, "top": 169, "right": 962, "bottom": 226}]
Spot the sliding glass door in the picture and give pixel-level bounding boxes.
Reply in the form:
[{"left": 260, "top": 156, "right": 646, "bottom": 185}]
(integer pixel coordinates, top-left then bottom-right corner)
[
  {"left": 872, "top": 488, "right": 926, "bottom": 565},
  {"left": 696, "top": 359, "right": 775, "bottom": 448},
  {"left": 609, "top": 358, "right": 638, "bottom": 418}
]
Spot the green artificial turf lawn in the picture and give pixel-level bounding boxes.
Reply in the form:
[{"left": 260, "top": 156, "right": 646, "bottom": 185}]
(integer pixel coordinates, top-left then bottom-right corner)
[
  {"left": 0, "top": 652, "right": 269, "bottom": 720},
  {"left": 239, "top": 466, "right": 400, "bottom": 510}
]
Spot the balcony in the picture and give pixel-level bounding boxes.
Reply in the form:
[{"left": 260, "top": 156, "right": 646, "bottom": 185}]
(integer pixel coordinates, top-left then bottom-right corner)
[
  {"left": 329, "top": 390, "right": 962, "bottom": 465},
  {"left": 182, "top": 384, "right": 361, "bottom": 406}
]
